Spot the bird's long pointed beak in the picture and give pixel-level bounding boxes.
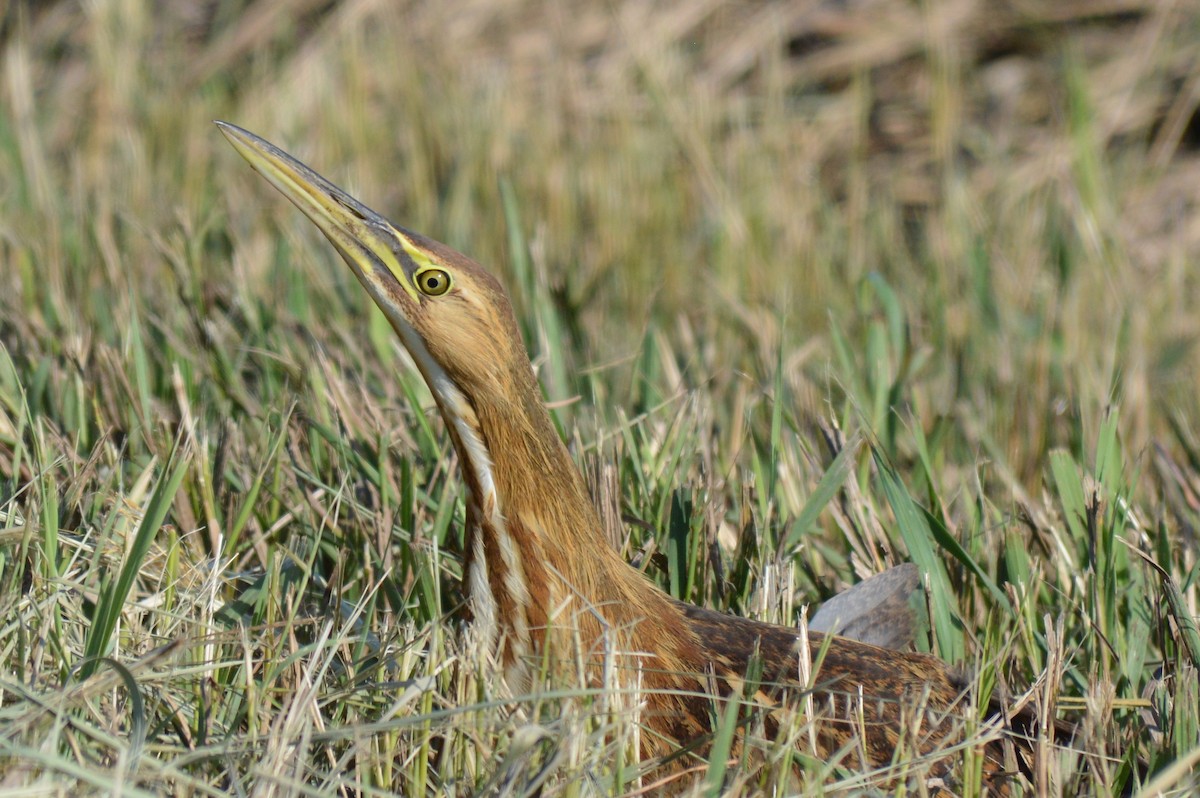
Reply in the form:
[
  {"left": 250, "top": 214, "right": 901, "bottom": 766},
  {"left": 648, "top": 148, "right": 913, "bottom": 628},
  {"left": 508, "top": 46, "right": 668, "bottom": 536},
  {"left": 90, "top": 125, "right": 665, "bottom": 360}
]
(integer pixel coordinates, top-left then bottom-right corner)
[{"left": 215, "top": 121, "right": 431, "bottom": 303}]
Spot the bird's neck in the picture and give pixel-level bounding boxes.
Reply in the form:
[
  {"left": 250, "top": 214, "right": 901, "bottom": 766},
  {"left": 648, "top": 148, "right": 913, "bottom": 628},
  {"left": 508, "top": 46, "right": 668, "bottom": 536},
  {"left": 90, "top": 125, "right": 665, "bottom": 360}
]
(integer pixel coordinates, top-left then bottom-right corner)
[{"left": 444, "top": 379, "right": 691, "bottom": 683}]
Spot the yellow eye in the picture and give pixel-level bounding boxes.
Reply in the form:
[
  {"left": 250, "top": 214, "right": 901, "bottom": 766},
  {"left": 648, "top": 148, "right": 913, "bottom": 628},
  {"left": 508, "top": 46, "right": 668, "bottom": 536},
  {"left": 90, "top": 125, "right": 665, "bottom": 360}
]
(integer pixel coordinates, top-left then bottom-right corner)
[{"left": 416, "top": 268, "right": 452, "bottom": 296}]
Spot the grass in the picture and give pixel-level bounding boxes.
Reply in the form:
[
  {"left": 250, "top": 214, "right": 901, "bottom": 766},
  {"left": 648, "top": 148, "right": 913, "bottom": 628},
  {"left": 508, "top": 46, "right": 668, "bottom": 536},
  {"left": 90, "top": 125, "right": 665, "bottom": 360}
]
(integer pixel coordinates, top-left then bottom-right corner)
[{"left": 0, "top": 0, "right": 1198, "bottom": 794}]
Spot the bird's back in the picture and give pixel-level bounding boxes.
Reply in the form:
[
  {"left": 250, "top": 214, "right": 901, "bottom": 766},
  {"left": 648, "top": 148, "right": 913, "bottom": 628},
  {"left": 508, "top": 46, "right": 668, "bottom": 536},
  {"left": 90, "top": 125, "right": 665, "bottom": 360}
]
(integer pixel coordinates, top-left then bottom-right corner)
[{"left": 623, "top": 598, "right": 1025, "bottom": 793}]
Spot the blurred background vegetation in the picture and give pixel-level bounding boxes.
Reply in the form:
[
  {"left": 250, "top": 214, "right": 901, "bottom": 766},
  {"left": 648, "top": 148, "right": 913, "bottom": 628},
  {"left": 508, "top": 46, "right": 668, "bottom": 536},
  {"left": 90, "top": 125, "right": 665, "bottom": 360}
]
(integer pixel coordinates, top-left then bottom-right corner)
[{"left": 1, "top": 0, "right": 1198, "bottom": 794}]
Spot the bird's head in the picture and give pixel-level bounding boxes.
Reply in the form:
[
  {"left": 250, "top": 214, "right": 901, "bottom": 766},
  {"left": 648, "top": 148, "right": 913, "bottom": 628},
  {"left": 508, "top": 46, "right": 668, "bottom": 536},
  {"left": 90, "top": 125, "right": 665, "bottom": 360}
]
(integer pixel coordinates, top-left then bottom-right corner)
[{"left": 216, "top": 122, "right": 531, "bottom": 412}]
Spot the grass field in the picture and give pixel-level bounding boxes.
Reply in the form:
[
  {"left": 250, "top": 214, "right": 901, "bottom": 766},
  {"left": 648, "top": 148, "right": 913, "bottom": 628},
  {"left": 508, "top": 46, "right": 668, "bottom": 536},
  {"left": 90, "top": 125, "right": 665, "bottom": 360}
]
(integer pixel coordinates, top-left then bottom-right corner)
[{"left": 1, "top": 1, "right": 1199, "bottom": 795}]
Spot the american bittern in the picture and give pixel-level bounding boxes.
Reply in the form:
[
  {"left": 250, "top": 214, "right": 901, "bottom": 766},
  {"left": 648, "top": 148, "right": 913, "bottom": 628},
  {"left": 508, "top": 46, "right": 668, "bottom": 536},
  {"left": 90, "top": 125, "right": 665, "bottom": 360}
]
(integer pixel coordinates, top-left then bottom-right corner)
[{"left": 218, "top": 122, "right": 1041, "bottom": 791}]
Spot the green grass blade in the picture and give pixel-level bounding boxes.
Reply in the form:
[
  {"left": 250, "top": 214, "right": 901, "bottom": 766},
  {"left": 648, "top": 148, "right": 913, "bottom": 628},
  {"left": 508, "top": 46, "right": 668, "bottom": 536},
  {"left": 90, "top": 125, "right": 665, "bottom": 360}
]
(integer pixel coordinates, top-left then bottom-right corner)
[
  {"left": 872, "top": 446, "right": 963, "bottom": 662},
  {"left": 79, "top": 439, "right": 191, "bottom": 679},
  {"left": 703, "top": 692, "right": 742, "bottom": 797},
  {"left": 780, "top": 433, "right": 859, "bottom": 556},
  {"left": 1049, "top": 450, "right": 1088, "bottom": 543}
]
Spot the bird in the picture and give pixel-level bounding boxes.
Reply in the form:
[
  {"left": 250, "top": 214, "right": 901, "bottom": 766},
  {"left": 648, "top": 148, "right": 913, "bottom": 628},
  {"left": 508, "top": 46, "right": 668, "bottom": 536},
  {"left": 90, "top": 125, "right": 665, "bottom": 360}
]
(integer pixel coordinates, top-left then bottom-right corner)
[{"left": 217, "top": 121, "right": 1042, "bottom": 793}]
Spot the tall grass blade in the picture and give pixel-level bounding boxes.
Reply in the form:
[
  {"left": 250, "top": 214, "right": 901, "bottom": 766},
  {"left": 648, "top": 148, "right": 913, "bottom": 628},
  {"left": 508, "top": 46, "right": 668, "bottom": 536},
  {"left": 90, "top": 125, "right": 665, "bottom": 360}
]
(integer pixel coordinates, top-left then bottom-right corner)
[
  {"left": 872, "top": 447, "right": 963, "bottom": 662},
  {"left": 79, "top": 438, "right": 191, "bottom": 679}
]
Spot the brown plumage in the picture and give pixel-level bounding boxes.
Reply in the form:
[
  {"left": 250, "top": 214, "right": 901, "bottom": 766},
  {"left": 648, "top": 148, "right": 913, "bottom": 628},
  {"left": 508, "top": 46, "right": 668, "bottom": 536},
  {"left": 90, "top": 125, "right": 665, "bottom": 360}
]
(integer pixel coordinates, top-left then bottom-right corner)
[{"left": 218, "top": 122, "right": 1045, "bottom": 793}]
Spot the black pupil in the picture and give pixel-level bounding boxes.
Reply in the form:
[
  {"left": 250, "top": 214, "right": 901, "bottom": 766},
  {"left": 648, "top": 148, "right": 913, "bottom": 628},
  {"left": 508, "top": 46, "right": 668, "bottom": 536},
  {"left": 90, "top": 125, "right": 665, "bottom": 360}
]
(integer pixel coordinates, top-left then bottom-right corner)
[{"left": 426, "top": 274, "right": 440, "bottom": 289}]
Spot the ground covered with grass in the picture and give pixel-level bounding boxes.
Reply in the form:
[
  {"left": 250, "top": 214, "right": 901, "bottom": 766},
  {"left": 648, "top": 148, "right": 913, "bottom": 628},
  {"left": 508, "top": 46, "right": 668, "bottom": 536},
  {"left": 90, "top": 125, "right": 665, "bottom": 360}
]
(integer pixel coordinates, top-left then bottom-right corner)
[{"left": 1, "top": 1, "right": 1198, "bottom": 795}]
